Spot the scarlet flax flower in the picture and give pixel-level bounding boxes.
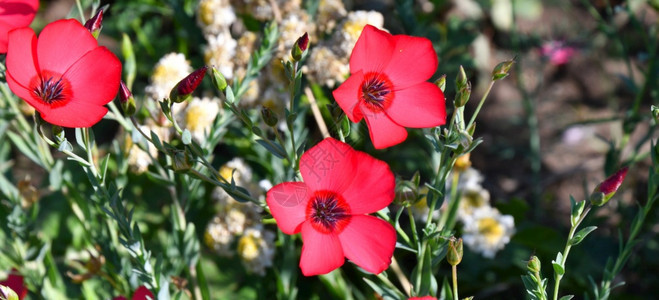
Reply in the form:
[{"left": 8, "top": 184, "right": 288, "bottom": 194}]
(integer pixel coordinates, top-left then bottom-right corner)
[
  {"left": 333, "top": 25, "right": 446, "bottom": 149},
  {"left": 0, "top": 0, "right": 39, "bottom": 53},
  {"left": 0, "top": 269, "right": 27, "bottom": 300},
  {"left": 113, "top": 285, "right": 154, "bottom": 300},
  {"left": 5, "top": 19, "right": 122, "bottom": 127},
  {"left": 266, "top": 138, "right": 396, "bottom": 276}
]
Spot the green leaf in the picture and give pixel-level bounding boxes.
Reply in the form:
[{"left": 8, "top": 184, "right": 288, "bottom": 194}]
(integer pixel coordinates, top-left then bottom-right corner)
[
  {"left": 225, "top": 85, "right": 235, "bottom": 103},
  {"left": 49, "top": 160, "right": 64, "bottom": 190},
  {"left": 255, "top": 139, "right": 287, "bottom": 159},
  {"left": 559, "top": 295, "right": 574, "bottom": 300},
  {"left": 121, "top": 33, "right": 136, "bottom": 89},
  {"left": 552, "top": 252, "right": 565, "bottom": 276},
  {"left": 99, "top": 153, "right": 111, "bottom": 183},
  {"left": 57, "top": 140, "right": 73, "bottom": 152},
  {"left": 7, "top": 131, "right": 41, "bottom": 167},
  {"left": 363, "top": 278, "right": 404, "bottom": 300},
  {"left": 150, "top": 130, "right": 163, "bottom": 152},
  {"left": 75, "top": 127, "right": 86, "bottom": 150},
  {"left": 569, "top": 226, "right": 597, "bottom": 246},
  {"left": 182, "top": 129, "right": 192, "bottom": 145}
]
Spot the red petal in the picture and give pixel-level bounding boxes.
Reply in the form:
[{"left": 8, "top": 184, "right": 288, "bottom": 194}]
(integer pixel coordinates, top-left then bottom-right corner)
[
  {"left": 37, "top": 19, "right": 98, "bottom": 74},
  {"left": 300, "top": 138, "right": 356, "bottom": 193},
  {"left": 385, "top": 82, "right": 446, "bottom": 128},
  {"left": 132, "top": 285, "right": 154, "bottom": 300},
  {"left": 299, "top": 221, "right": 344, "bottom": 276},
  {"left": 5, "top": 72, "right": 52, "bottom": 117},
  {"left": 338, "top": 215, "right": 396, "bottom": 274},
  {"left": 0, "top": 20, "right": 12, "bottom": 53},
  {"left": 39, "top": 100, "right": 109, "bottom": 128},
  {"left": 349, "top": 25, "right": 393, "bottom": 74},
  {"left": 341, "top": 150, "right": 395, "bottom": 214},
  {"left": 332, "top": 70, "right": 364, "bottom": 123},
  {"left": 0, "top": 0, "right": 39, "bottom": 27},
  {"left": 266, "top": 182, "right": 312, "bottom": 234},
  {"left": 361, "top": 109, "right": 407, "bottom": 149},
  {"left": 383, "top": 34, "right": 438, "bottom": 89},
  {"left": 64, "top": 46, "right": 122, "bottom": 106},
  {"left": 5, "top": 26, "right": 38, "bottom": 88}
]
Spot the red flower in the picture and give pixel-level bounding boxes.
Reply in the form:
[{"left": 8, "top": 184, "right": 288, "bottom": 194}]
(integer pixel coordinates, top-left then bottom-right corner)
[
  {"left": 266, "top": 138, "right": 396, "bottom": 276},
  {"left": 409, "top": 297, "right": 437, "bottom": 300},
  {"left": 0, "top": 0, "right": 39, "bottom": 53},
  {"left": 332, "top": 25, "right": 446, "bottom": 149},
  {"left": 113, "top": 285, "right": 154, "bottom": 300},
  {"left": 5, "top": 19, "right": 122, "bottom": 127},
  {"left": 0, "top": 269, "right": 27, "bottom": 300}
]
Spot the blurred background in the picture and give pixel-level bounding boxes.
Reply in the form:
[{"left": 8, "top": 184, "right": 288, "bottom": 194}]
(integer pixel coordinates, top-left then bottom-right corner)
[{"left": 5, "top": 0, "right": 659, "bottom": 298}]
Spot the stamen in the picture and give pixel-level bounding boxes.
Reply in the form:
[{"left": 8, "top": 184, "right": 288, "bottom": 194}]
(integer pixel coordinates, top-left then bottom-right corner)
[
  {"left": 34, "top": 76, "right": 66, "bottom": 103},
  {"left": 307, "top": 191, "right": 351, "bottom": 233},
  {"left": 360, "top": 72, "right": 394, "bottom": 111}
]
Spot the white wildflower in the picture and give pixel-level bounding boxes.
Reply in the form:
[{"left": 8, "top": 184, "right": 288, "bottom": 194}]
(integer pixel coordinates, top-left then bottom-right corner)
[
  {"left": 145, "top": 53, "right": 192, "bottom": 101},
  {"left": 237, "top": 227, "right": 275, "bottom": 276},
  {"left": 461, "top": 206, "right": 515, "bottom": 258},
  {"left": 304, "top": 46, "right": 349, "bottom": 87},
  {"left": 204, "top": 216, "right": 234, "bottom": 256},
  {"left": 179, "top": 97, "right": 220, "bottom": 142},
  {"left": 204, "top": 32, "right": 237, "bottom": 80},
  {"left": 197, "top": 0, "right": 236, "bottom": 35}
]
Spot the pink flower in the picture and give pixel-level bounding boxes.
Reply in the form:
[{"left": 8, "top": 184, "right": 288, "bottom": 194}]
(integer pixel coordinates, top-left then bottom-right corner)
[
  {"left": 266, "top": 138, "right": 396, "bottom": 276},
  {"left": 0, "top": 0, "right": 39, "bottom": 53},
  {"left": 540, "top": 41, "right": 576, "bottom": 66},
  {"left": 0, "top": 269, "right": 27, "bottom": 300},
  {"left": 5, "top": 19, "right": 122, "bottom": 127},
  {"left": 333, "top": 25, "right": 446, "bottom": 149}
]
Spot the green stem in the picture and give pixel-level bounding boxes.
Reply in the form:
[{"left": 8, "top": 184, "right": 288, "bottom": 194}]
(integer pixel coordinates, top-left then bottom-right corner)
[
  {"left": 108, "top": 101, "right": 133, "bottom": 130},
  {"left": 452, "top": 264, "right": 459, "bottom": 300},
  {"left": 553, "top": 205, "right": 592, "bottom": 300},
  {"left": 407, "top": 208, "right": 419, "bottom": 246},
  {"left": 287, "top": 61, "right": 300, "bottom": 171},
  {"left": 74, "top": 0, "right": 86, "bottom": 23},
  {"left": 466, "top": 81, "right": 494, "bottom": 130}
]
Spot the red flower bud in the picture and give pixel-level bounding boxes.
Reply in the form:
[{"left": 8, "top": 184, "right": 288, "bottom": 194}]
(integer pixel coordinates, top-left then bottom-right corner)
[
  {"left": 0, "top": 269, "right": 27, "bottom": 300},
  {"left": 291, "top": 32, "right": 309, "bottom": 61},
  {"left": 119, "top": 81, "right": 136, "bottom": 115},
  {"left": 170, "top": 66, "right": 208, "bottom": 103},
  {"left": 119, "top": 81, "right": 132, "bottom": 103},
  {"left": 84, "top": 9, "right": 104, "bottom": 38},
  {"left": 590, "top": 167, "right": 628, "bottom": 206},
  {"left": 598, "top": 167, "right": 628, "bottom": 195}
]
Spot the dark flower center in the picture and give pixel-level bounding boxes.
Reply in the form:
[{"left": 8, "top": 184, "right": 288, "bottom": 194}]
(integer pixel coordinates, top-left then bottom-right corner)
[
  {"left": 360, "top": 72, "right": 394, "bottom": 112},
  {"left": 307, "top": 191, "right": 351, "bottom": 233},
  {"left": 33, "top": 76, "right": 67, "bottom": 104}
]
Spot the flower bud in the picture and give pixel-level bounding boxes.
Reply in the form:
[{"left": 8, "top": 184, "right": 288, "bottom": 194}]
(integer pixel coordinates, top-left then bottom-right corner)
[
  {"left": 492, "top": 59, "right": 514, "bottom": 81},
  {"left": 447, "top": 238, "right": 463, "bottom": 266},
  {"left": 172, "top": 150, "right": 193, "bottom": 172},
  {"left": 652, "top": 105, "right": 658, "bottom": 124},
  {"left": 0, "top": 270, "right": 23, "bottom": 300},
  {"left": 119, "top": 81, "right": 136, "bottom": 116},
  {"left": 291, "top": 32, "right": 309, "bottom": 61},
  {"left": 454, "top": 81, "right": 471, "bottom": 107},
  {"left": 84, "top": 8, "right": 104, "bottom": 39},
  {"left": 261, "top": 106, "right": 279, "bottom": 127},
  {"left": 527, "top": 256, "right": 541, "bottom": 274},
  {"left": 454, "top": 153, "right": 471, "bottom": 173},
  {"left": 435, "top": 74, "right": 447, "bottom": 93},
  {"left": 590, "top": 167, "right": 628, "bottom": 206},
  {"left": 170, "top": 66, "right": 208, "bottom": 103},
  {"left": 455, "top": 65, "right": 468, "bottom": 91},
  {"left": 210, "top": 66, "right": 227, "bottom": 91}
]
